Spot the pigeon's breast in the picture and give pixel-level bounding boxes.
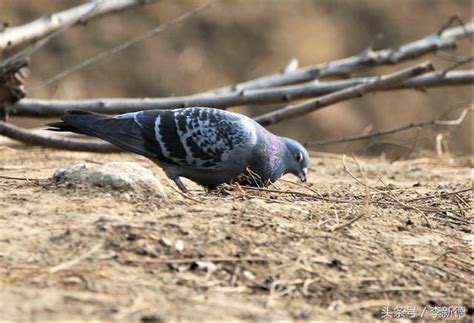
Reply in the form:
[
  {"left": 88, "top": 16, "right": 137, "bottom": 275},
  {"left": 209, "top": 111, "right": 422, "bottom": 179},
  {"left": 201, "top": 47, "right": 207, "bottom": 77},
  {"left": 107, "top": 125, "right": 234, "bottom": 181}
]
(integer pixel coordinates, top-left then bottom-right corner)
[{"left": 247, "top": 130, "right": 285, "bottom": 183}]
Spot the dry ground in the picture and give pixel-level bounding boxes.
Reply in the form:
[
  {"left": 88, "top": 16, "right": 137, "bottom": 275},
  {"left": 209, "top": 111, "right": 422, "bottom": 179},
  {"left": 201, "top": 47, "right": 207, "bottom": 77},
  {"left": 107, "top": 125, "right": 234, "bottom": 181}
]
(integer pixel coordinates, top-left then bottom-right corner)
[{"left": 0, "top": 147, "right": 472, "bottom": 321}]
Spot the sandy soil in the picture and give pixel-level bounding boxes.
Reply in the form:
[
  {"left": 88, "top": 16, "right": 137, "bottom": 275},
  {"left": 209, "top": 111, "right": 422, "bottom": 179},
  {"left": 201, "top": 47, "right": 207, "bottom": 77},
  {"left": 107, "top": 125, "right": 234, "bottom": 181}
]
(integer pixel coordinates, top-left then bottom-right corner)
[{"left": 0, "top": 147, "right": 472, "bottom": 321}]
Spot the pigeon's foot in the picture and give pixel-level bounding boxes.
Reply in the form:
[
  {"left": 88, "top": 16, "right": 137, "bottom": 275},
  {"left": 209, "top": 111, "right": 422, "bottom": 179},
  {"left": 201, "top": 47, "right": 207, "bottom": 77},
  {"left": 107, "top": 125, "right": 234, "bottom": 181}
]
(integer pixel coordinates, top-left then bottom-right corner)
[{"left": 173, "top": 177, "right": 189, "bottom": 193}]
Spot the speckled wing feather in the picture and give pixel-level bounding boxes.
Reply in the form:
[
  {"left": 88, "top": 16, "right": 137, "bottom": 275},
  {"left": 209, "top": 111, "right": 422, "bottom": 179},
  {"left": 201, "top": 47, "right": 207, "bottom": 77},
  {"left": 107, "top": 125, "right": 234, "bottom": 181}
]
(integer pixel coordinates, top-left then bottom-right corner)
[{"left": 128, "top": 108, "right": 258, "bottom": 169}]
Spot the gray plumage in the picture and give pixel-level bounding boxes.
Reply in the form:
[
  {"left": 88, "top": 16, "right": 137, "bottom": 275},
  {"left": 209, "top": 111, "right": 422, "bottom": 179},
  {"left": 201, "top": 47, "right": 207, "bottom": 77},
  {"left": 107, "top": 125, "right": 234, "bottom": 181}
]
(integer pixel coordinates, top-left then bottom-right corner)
[{"left": 47, "top": 107, "right": 310, "bottom": 192}]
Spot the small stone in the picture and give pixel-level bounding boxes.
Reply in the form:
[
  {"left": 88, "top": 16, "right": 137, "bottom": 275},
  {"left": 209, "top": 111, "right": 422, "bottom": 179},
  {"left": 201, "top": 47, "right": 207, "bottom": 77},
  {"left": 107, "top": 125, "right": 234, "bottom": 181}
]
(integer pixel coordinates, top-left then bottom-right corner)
[
  {"left": 53, "top": 164, "right": 88, "bottom": 182},
  {"left": 175, "top": 240, "right": 184, "bottom": 252}
]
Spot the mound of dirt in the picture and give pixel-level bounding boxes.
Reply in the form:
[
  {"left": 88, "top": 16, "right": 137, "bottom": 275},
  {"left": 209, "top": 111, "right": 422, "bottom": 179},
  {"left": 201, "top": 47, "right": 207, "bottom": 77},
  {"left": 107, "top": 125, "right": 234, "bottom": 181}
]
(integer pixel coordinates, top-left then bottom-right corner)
[{"left": 52, "top": 162, "right": 166, "bottom": 198}]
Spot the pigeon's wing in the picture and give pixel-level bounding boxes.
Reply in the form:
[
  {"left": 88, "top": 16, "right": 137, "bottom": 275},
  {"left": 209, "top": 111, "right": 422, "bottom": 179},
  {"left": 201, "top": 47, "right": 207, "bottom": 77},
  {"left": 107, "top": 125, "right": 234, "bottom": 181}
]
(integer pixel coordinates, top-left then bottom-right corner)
[{"left": 133, "top": 108, "right": 258, "bottom": 169}]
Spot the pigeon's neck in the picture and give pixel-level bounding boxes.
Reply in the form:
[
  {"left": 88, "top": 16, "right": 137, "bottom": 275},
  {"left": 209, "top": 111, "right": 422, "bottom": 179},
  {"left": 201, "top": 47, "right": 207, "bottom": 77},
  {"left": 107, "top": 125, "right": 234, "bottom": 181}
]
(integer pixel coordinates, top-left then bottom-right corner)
[{"left": 257, "top": 130, "right": 287, "bottom": 181}]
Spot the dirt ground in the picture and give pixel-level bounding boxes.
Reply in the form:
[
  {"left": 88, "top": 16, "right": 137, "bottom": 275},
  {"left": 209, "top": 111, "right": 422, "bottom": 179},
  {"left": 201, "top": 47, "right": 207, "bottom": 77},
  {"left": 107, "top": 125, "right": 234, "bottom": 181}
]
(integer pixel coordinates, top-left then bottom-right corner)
[{"left": 0, "top": 147, "right": 472, "bottom": 321}]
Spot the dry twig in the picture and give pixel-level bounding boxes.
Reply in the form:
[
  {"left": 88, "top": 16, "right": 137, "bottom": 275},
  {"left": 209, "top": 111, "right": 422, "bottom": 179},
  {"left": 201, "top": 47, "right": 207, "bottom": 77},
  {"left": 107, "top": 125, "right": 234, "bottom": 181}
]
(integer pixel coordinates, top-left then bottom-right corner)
[
  {"left": 329, "top": 155, "right": 370, "bottom": 231},
  {"left": 121, "top": 256, "right": 268, "bottom": 265},
  {"left": 47, "top": 243, "right": 103, "bottom": 274},
  {"left": 306, "top": 108, "right": 470, "bottom": 147}
]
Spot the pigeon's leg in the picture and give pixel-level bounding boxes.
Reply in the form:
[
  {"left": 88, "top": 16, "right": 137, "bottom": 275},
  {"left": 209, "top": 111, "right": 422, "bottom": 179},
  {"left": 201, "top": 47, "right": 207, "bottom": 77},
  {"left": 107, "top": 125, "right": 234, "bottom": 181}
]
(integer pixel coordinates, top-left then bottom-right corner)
[{"left": 173, "top": 177, "right": 189, "bottom": 193}]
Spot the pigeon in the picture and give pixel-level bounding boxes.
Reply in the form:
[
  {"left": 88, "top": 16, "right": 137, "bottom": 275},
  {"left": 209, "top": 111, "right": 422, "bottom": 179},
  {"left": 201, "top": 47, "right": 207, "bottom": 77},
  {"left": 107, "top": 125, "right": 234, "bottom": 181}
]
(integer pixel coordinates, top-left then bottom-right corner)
[{"left": 47, "top": 107, "right": 310, "bottom": 193}]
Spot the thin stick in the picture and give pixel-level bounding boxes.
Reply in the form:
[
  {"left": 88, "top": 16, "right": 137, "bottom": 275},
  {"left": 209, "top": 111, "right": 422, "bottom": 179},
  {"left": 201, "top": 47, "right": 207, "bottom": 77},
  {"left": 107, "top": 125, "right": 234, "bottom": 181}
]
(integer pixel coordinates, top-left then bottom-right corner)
[
  {"left": 435, "top": 211, "right": 473, "bottom": 225},
  {"left": 329, "top": 213, "right": 364, "bottom": 231},
  {"left": 442, "top": 55, "right": 474, "bottom": 74},
  {"left": 47, "top": 243, "right": 102, "bottom": 274},
  {"left": 329, "top": 155, "right": 370, "bottom": 231},
  {"left": 0, "top": 175, "right": 43, "bottom": 181},
  {"left": 238, "top": 185, "right": 320, "bottom": 199},
  {"left": 122, "top": 256, "right": 268, "bottom": 265},
  {"left": 306, "top": 108, "right": 470, "bottom": 147}
]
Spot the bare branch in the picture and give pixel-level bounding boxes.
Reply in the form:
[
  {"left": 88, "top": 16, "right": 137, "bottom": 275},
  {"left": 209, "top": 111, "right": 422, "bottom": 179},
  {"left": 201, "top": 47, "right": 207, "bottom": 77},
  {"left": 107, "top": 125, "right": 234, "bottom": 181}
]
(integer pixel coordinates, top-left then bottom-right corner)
[
  {"left": 198, "top": 22, "right": 473, "bottom": 94},
  {"left": 27, "top": 2, "right": 214, "bottom": 92},
  {"left": 399, "top": 70, "right": 473, "bottom": 88},
  {"left": 253, "top": 62, "right": 435, "bottom": 126},
  {"left": 0, "top": 121, "right": 119, "bottom": 152},
  {"left": 0, "top": 0, "right": 157, "bottom": 51},
  {"left": 11, "top": 70, "right": 473, "bottom": 118},
  {"left": 306, "top": 109, "right": 470, "bottom": 147}
]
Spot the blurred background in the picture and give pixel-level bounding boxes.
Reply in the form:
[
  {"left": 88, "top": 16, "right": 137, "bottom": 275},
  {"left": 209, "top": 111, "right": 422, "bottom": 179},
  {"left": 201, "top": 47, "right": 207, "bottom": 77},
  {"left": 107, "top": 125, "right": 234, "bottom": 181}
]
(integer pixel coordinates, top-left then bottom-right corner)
[{"left": 2, "top": 0, "right": 473, "bottom": 155}]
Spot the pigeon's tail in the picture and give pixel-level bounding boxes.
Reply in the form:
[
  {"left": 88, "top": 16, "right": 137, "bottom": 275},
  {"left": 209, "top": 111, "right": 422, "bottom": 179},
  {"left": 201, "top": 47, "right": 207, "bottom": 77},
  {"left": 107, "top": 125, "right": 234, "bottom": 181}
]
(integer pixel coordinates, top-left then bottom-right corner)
[
  {"left": 47, "top": 110, "right": 156, "bottom": 159},
  {"left": 46, "top": 110, "right": 104, "bottom": 134}
]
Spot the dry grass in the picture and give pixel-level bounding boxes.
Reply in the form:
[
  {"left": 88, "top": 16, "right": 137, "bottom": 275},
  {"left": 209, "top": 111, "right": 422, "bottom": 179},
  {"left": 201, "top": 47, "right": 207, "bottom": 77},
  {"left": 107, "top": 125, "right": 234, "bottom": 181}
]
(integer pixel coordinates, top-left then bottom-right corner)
[{"left": 0, "top": 147, "right": 472, "bottom": 321}]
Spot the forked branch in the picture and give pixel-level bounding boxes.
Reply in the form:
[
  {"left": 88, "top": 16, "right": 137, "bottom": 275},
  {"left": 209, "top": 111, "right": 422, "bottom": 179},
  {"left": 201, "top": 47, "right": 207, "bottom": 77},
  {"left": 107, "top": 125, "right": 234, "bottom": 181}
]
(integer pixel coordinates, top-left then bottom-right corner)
[
  {"left": 254, "top": 62, "right": 434, "bottom": 126},
  {"left": 200, "top": 22, "right": 473, "bottom": 94},
  {"left": 11, "top": 70, "right": 473, "bottom": 118}
]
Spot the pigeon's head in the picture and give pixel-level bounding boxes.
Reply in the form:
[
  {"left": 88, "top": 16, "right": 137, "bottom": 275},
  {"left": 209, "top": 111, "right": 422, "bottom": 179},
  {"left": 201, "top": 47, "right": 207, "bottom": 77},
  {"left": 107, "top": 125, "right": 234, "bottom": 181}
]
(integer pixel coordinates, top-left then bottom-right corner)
[{"left": 282, "top": 138, "right": 310, "bottom": 182}]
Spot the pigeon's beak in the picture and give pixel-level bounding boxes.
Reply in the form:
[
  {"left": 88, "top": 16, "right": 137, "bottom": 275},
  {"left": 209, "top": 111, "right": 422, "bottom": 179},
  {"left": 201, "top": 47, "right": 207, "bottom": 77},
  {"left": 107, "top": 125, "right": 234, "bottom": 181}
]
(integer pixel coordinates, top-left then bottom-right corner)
[{"left": 298, "top": 167, "right": 308, "bottom": 183}]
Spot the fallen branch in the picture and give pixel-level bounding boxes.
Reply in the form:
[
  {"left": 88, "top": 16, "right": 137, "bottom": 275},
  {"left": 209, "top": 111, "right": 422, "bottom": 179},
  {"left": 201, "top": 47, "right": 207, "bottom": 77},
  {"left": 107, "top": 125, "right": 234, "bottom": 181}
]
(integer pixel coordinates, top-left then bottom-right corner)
[
  {"left": 254, "top": 61, "right": 434, "bottom": 126},
  {"left": 121, "top": 256, "right": 268, "bottom": 265},
  {"left": 306, "top": 108, "right": 470, "bottom": 147},
  {"left": 199, "top": 22, "right": 473, "bottom": 94},
  {"left": 11, "top": 70, "right": 472, "bottom": 118},
  {"left": 0, "top": 0, "right": 157, "bottom": 50},
  {"left": 0, "top": 121, "right": 119, "bottom": 152}
]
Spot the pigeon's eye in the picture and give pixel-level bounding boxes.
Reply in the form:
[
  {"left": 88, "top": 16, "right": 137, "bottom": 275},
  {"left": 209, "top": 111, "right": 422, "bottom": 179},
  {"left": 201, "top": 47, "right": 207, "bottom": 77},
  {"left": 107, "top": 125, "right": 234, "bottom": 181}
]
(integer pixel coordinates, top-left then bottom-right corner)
[{"left": 294, "top": 152, "right": 303, "bottom": 162}]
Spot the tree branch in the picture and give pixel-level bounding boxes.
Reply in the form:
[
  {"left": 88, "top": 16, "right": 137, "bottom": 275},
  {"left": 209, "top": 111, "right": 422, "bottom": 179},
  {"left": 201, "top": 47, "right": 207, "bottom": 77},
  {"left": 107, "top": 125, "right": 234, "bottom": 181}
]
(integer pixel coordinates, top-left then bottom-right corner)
[
  {"left": 305, "top": 109, "right": 470, "bottom": 147},
  {"left": 198, "top": 22, "right": 473, "bottom": 94},
  {"left": 253, "top": 62, "right": 435, "bottom": 126},
  {"left": 11, "top": 70, "right": 472, "bottom": 118},
  {"left": 0, "top": 0, "right": 157, "bottom": 51},
  {"left": 0, "top": 121, "right": 119, "bottom": 152}
]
